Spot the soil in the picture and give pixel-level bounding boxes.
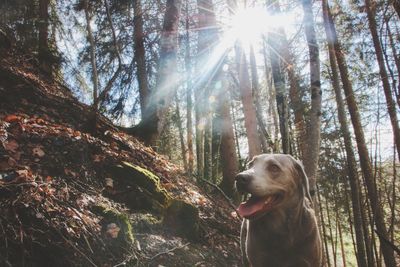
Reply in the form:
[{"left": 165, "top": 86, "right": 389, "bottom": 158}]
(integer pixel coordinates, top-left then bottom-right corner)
[{"left": 0, "top": 55, "right": 243, "bottom": 267}]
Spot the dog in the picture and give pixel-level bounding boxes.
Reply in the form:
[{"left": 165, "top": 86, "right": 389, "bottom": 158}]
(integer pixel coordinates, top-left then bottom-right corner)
[{"left": 235, "top": 154, "right": 322, "bottom": 267}]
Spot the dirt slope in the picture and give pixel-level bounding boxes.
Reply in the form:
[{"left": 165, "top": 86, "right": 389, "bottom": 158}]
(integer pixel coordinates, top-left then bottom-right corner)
[{"left": 0, "top": 56, "right": 242, "bottom": 267}]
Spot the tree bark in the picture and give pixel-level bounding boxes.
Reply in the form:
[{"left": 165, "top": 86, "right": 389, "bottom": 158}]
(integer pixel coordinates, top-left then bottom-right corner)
[
  {"left": 133, "top": 0, "right": 150, "bottom": 116},
  {"left": 385, "top": 22, "right": 400, "bottom": 108},
  {"left": 327, "top": 3, "right": 397, "bottom": 266},
  {"left": 218, "top": 76, "right": 239, "bottom": 200},
  {"left": 175, "top": 95, "right": 188, "bottom": 172},
  {"left": 235, "top": 43, "right": 262, "bottom": 158},
  {"left": 301, "top": 0, "right": 322, "bottom": 195},
  {"left": 322, "top": 2, "right": 368, "bottom": 266},
  {"left": 142, "top": 0, "right": 182, "bottom": 146},
  {"left": 392, "top": 0, "right": 400, "bottom": 19},
  {"left": 262, "top": 39, "right": 280, "bottom": 151},
  {"left": 317, "top": 185, "right": 331, "bottom": 267},
  {"left": 249, "top": 45, "right": 271, "bottom": 152},
  {"left": 267, "top": 24, "right": 290, "bottom": 154},
  {"left": 268, "top": 0, "right": 306, "bottom": 157},
  {"left": 98, "top": 0, "right": 123, "bottom": 106},
  {"left": 196, "top": 0, "right": 219, "bottom": 181},
  {"left": 185, "top": 0, "right": 194, "bottom": 177},
  {"left": 365, "top": 0, "right": 400, "bottom": 162},
  {"left": 38, "top": 0, "right": 50, "bottom": 73},
  {"left": 83, "top": 0, "right": 99, "bottom": 132},
  {"left": 211, "top": 111, "right": 221, "bottom": 184}
]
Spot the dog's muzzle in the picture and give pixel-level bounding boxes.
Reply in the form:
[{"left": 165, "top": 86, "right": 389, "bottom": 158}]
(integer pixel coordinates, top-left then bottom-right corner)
[{"left": 235, "top": 172, "right": 252, "bottom": 193}]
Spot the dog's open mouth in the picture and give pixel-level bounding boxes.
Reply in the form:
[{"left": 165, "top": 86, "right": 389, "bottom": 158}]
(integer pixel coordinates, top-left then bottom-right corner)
[{"left": 237, "top": 194, "right": 281, "bottom": 219}]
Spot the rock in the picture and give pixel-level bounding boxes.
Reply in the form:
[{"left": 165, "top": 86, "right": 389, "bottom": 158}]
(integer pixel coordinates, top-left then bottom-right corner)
[
  {"left": 92, "top": 204, "right": 134, "bottom": 246},
  {"left": 163, "top": 199, "right": 202, "bottom": 242},
  {"left": 110, "top": 161, "right": 171, "bottom": 212}
]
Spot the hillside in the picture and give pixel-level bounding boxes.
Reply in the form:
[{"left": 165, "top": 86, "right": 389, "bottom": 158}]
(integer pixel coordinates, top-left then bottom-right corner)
[{"left": 0, "top": 55, "right": 242, "bottom": 267}]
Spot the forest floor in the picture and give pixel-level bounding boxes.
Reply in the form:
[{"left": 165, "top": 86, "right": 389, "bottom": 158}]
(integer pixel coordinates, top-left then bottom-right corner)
[{"left": 0, "top": 55, "right": 242, "bottom": 266}]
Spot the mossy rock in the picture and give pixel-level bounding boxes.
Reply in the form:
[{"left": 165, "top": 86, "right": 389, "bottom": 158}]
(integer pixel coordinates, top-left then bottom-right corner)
[
  {"left": 110, "top": 162, "right": 171, "bottom": 212},
  {"left": 92, "top": 204, "right": 134, "bottom": 246},
  {"left": 163, "top": 199, "right": 202, "bottom": 242}
]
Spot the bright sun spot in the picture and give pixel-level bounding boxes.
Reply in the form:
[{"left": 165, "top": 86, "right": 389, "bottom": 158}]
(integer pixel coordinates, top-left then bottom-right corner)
[
  {"left": 230, "top": 7, "right": 270, "bottom": 44},
  {"left": 227, "top": 6, "right": 297, "bottom": 45}
]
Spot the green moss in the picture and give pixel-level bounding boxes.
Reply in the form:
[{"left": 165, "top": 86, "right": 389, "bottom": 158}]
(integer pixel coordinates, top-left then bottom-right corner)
[
  {"left": 163, "top": 199, "right": 201, "bottom": 241},
  {"left": 92, "top": 204, "right": 134, "bottom": 245},
  {"left": 111, "top": 162, "right": 171, "bottom": 212}
]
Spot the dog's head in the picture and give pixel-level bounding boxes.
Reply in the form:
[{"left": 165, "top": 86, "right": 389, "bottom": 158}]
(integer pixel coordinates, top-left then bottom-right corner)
[{"left": 235, "top": 154, "right": 311, "bottom": 219}]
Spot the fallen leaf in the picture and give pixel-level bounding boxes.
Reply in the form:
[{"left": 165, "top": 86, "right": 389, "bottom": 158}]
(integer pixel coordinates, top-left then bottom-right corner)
[
  {"left": 73, "top": 131, "right": 81, "bottom": 138},
  {"left": 106, "top": 223, "right": 120, "bottom": 238},
  {"left": 32, "top": 147, "right": 45, "bottom": 157},
  {"left": 64, "top": 168, "right": 77, "bottom": 178},
  {"left": 0, "top": 157, "right": 15, "bottom": 171},
  {"left": 36, "top": 118, "right": 45, "bottom": 124},
  {"left": 4, "top": 114, "right": 20, "bottom": 123},
  {"left": 4, "top": 139, "right": 19, "bottom": 152},
  {"left": 93, "top": 154, "right": 102, "bottom": 162},
  {"left": 105, "top": 178, "right": 114, "bottom": 188}
]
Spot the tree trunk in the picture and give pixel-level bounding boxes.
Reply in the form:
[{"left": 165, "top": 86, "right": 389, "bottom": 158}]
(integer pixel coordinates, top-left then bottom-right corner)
[
  {"left": 38, "top": 0, "right": 50, "bottom": 74},
  {"left": 218, "top": 76, "right": 239, "bottom": 200},
  {"left": 175, "top": 95, "right": 188, "bottom": 172},
  {"left": 325, "top": 192, "right": 337, "bottom": 267},
  {"left": 317, "top": 185, "right": 331, "bottom": 267},
  {"left": 195, "top": 0, "right": 218, "bottom": 181},
  {"left": 284, "top": 45, "right": 306, "bottom": 158},
  {"left": 98, "top": 0, "right": 123, "bottom": 106},
  {"left": 142, "top": 0, "right": 182, "bottom": 146},
  {"left": 211, "top": 109, "right": 221, "bottom": 184},
  {"left": 333, "top": 185, "right": 347, "bottom": 267},
  {"left": 235, "top": 43, "right": 262, "bottom": 158},
  {"left": 327, "top": 3, "right": 397, "bottom": 266},
  {"left": 385, "top": 22, "right": 400, "bottom": 108},
  {"left": 262, "top": 39, "right": 280, "bottom": 150},
  {"left": 83, "top": 0, "right": 99, "bottom": 132},
  {"left": 322, "top": 2, "right": 368, "bottom": 266},
  {"left": 392, "top": 0, "right": 400, "bottom": 19},
  {"left": 301, "top": 0, "right": 322, "bottom": 195},
  {"left": 365, "top": 0, "right": 400, "bottom": 162},
  {"left": 133, "top": 0, "right": 150, "bottom": 116},
  {"left": 249, "top": 45, "right": 271, "bottom": 152},
  {"left": 268, "top": 0, "right": 306, "bottom": 157},
  {"left": 231, "top": 100, "right": 242, "bottom": 162},
  {"left": 185, "top": 0, "right": 194, "bottom": 177},
  {"left": 267, "top": 24, "right": 290, "bottom": 154},
  {"left": 203, "top": 100, "right": 212, "bottom": 180}
]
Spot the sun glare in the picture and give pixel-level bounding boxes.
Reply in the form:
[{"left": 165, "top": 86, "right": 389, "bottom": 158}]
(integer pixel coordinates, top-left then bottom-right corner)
[
  {"left": 226, "top": 6, "right": 297, "bottom": 45},
  {"left": 229, "top": 7, "right": 270, "bottom": 44}
]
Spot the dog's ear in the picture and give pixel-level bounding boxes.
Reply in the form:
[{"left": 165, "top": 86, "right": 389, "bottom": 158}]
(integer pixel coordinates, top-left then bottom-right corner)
[{"left": 292, "top": 158, "right": 312, "bottom": 203}]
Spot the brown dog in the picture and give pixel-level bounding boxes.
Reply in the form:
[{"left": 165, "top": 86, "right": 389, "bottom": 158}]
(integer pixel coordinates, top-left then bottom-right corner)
[{"left": 235, "top": 154, "right": 322, "bottom": 267}]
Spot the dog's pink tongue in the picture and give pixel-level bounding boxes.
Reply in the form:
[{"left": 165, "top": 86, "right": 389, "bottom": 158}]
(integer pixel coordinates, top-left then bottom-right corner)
[{"left": 237, "top": 196, "right": 271, "bottom": 218}]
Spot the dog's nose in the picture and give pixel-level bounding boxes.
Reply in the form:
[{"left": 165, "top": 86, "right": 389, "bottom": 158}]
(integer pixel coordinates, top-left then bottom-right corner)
[{"left": 235, "top": 173, "right": 252, "bottom": 184}]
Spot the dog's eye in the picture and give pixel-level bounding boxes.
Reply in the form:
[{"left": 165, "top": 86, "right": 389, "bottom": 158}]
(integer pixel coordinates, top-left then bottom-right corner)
[{"left": 268, "top": 164, "right": 280, "bottom": 173}]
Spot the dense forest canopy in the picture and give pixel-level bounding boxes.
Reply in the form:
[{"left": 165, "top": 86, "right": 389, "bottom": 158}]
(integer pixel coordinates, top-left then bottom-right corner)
[{"left": 1, "top": 0, "right": 400, "bottom": 266}]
